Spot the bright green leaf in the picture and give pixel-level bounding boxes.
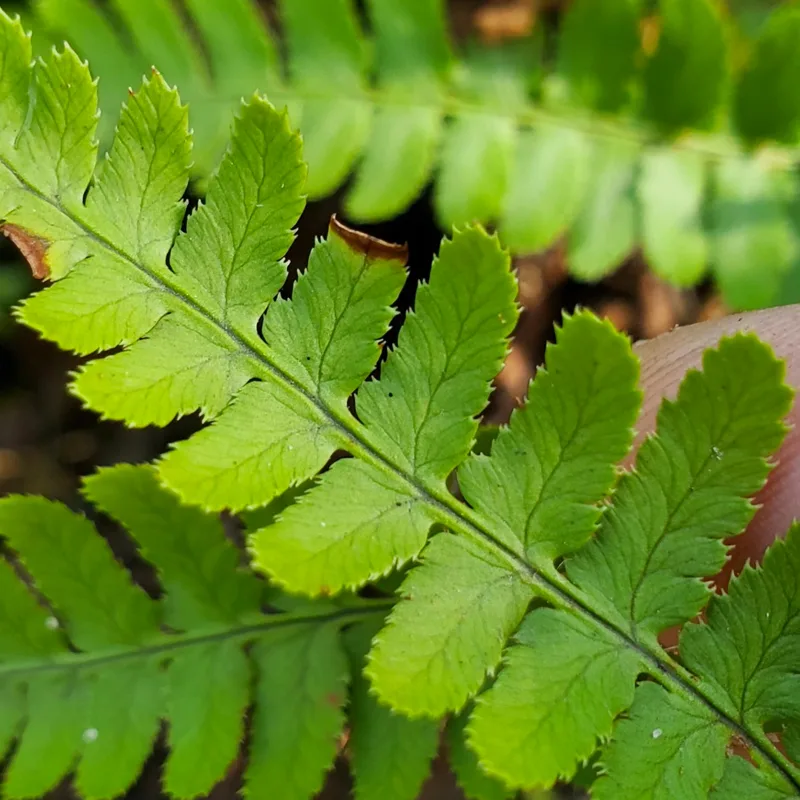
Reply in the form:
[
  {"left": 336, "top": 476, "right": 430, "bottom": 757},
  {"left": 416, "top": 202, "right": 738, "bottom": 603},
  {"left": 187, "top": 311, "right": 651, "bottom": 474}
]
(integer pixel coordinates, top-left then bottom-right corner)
[
  {"left": 469, "top": 609, "right": 641, "bottom": 789},
  {"left": 75, "top": 659, "right": 163, "bottom": 800},
  {"left": 568, "top": 334, "right": 791, "bottom": 639},
  {"left": 458, "top": 311, "right": 640, "bottom": 564},
  {"left": 253, "top": 459, "right": 435, "bottom": 596},
  {"left": 4, "top": 672, "right": 89, "bottom": 798},
  {"left": 368, "top": 534, "right": 532, "bottom": 717},
  {"left": 568, "top": 137, "right": 638, "bottom": 281},
  {"left": 83, "top": 464, "right": 261, "bottom": 628},
  {"left": 594, "top": 683, "right": 728, "bottom": 800},
  {"left": 165, "top": 642, "right": 250, "bottom": 797},
  {"left": 639, "top": 146, "right": 708, "bottom": 286},
  {"left": 346, "top": 621, "right": 439, "bottom": 800},
  {"left": 159, "top": 219, "right": 406, "bottom": 511},
  {"left": 681, "top": 524, "right": 800, "bottom": 725},
  {"left": 0, "top": 497, "right": 158, "bottom": 649},
  {"left": 357, "top": 227, "right": 518, "bottom": 484},
  {"left": 245, "top": 624, "right": 347, "bottom": 800},
  {"left": 642, "top": 0, "right": 729, "bottom": 132}
]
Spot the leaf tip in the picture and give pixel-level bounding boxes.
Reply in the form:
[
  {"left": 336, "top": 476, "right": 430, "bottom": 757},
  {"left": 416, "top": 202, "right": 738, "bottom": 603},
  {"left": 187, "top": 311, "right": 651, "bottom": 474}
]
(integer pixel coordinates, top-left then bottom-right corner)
[
  {"left": 329, "top": 215, "right": 408, "bottom": 263},
  {"left": 2, "top": 224, "right": 52, "bottom": 280}
]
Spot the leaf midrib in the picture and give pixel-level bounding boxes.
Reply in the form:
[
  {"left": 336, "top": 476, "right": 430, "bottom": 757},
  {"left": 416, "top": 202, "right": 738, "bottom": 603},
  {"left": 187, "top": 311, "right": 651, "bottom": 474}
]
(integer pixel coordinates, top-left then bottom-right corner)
[
  {"left": 4, "top": 153, "right": 799, "bottom": 791},
  {"left": 0, "top": 600, "right": 390, "bottom": 682},
  {"left": 195, "top": 84, "right": 800, "bottom": 168}
]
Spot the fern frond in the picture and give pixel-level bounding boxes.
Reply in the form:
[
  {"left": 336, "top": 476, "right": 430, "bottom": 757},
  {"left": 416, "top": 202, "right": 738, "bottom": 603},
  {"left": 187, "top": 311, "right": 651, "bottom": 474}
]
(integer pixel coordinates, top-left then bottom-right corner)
[
  {"left": 0, "top": 463, "right": 400, "bottom": 799},
  {"left": 2, "top": 16, "right": 799, "bottom": 798},
  {"left": 22, "top": 0, "right": 800, "bottom": 306}
]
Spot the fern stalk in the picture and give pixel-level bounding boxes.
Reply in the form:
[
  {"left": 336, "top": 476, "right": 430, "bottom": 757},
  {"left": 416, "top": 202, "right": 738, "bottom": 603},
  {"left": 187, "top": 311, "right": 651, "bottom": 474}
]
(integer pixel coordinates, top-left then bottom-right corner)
[{"left": 0, "top": 601, "right": 393, "bottom": 684}]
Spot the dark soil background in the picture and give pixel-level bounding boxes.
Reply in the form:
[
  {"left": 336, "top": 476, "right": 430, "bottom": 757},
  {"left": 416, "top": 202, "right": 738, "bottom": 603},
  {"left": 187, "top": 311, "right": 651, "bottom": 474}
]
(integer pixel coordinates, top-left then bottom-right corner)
[{"left": 0, "top": 1, "right": 729, "bottom": 798}]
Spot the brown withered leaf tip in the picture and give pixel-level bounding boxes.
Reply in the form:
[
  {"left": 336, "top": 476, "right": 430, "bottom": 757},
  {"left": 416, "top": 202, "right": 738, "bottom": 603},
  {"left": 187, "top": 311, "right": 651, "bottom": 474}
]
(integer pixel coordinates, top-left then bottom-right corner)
[
  {"left": 2, "top": 224, "right": 51, "bottom": 280},
  {"left": 330, "top": 215, "right": 408, "bottom": 263}
]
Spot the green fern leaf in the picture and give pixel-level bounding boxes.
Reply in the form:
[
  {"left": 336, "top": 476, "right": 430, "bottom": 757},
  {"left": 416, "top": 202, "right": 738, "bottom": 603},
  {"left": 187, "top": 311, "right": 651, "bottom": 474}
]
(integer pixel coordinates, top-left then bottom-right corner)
[
  {"left": 0, "top": 464, "right": 398, "bottom": 799},
  {"left": 458, "top": 311, "right": 640, "bottom": 564},
  {"left": 6, "top": 671, "right": 94, "bottom": 798},
  {"left": 447, "top": 710, "right": 513, "bottom": 800},
  {"left": 164, "top": 640, "right": 251, "bottom": 798},
  {"left": 0, "top": 498, "right": 158, "bottom": 649},
  {"left": 251, "top": 226, "right": 517, "bottom": 592},
  {"left": 355, "top": 225, "right": 517, "bottom": 483},
  {"left": 367, "top": 311, "right": 638, "bottom": 716},
  {"left": 594, "top": 682, "right": 729, "bottom": 800},
  {"left": 711, "top": 758, "right": 800, "bottom": 799},
  {"left": 345, "top": 621, "right": 440, "bottom": 800},
  {"left": 254, "top": 460, "right": 437, "bottom": 595},
  {"left": 681, "top": 523, "right": 800, "bottom": 731},
  {"left": 367, "top": 534, "right": 533, "bottom": 717},
  {"left": 83, "top": 465, "right": 261, "bottom": 628},
  {"left": 594, "top": 525, "right": 800, "bottom": 797},
  {"left": 22, "top": 0, "right": 800, "bottom": 306},
  {"left": 159, "top": 226, "right": 407, "bottom": 511},
  {"left": 567, "top": 334, "right": 791, "bottom": 639},
  {"left": 70, "top": 96, "right": 305, "bottom": 423},
  {"left": 247, "top": 623, "right": 348, "bottom": 799},
  {"left": 468, "top": 609, "right": 641, "bottom": 788}
]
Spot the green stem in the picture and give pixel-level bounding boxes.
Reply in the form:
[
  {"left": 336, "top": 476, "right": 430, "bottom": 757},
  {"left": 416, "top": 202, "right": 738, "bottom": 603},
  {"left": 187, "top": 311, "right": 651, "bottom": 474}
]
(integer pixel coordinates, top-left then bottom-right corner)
[
  {"left": 0, "top": 598, "right": 393, "bottom": 681},
  {"left": 212, "top": 84, "right": 798, "bottom": 167}
]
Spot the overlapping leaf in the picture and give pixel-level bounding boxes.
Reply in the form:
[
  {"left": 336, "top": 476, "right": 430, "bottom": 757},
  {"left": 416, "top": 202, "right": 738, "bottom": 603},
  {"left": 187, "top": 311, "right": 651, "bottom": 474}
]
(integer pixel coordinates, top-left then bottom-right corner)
[
  {"left": 593, "top": 525, "right": 800, "bottom": 799},
  {"left": 567, "top": 334, "right": 791, "bottom": 639},
  {"left": 367, "top": 330, "right": 794, "bottom": 795},
  {"left": 0, "top": 464, "right": 401, "bottom": 799},
  {"left": 20, "top": 0, "right": 800, "bottom": 306}
]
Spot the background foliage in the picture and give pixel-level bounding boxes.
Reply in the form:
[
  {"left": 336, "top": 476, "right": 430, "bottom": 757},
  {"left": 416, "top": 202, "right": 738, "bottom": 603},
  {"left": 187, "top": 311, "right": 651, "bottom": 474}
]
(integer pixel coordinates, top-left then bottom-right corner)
[{"left": 9, "top": 0, "right": 800, "bottom": 309}]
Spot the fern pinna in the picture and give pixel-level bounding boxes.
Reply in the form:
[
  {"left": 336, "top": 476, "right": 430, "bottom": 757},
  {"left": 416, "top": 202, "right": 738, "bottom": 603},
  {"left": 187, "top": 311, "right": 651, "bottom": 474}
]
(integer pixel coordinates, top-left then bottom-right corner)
[
  {"left": 0, "top": 464, "right": 411, "bottom": 799},
  {"left": 14, "top": 0, "right": 800, "bottom": 309},
  {"left": 0, "top": 10, "right": 799, "bottom": 800}
]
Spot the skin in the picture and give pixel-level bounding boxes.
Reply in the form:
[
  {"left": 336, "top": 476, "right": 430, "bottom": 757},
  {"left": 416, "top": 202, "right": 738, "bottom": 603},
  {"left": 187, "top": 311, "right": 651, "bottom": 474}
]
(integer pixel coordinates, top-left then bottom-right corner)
[{"left": 633, "top": 304, "right": 800, "bottom": 587}]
